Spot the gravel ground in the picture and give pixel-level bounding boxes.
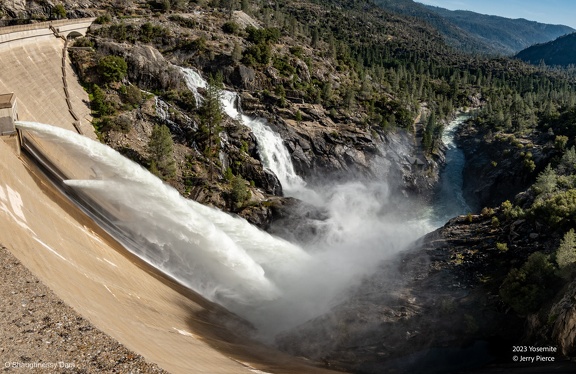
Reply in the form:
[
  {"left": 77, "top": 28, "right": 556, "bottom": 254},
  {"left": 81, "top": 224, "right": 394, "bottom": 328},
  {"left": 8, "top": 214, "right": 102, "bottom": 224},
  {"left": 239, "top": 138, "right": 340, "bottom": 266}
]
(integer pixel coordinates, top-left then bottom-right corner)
[{"left": 0, "top": 244, "right": 169, "bottom": 373}]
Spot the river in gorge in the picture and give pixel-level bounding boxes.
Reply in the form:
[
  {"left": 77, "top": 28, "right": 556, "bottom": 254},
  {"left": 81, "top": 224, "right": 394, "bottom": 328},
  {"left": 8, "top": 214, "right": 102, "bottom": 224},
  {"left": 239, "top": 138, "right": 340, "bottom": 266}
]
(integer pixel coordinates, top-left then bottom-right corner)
[{"left": 16, "top": 70, "right": 472, "bottom": 343}]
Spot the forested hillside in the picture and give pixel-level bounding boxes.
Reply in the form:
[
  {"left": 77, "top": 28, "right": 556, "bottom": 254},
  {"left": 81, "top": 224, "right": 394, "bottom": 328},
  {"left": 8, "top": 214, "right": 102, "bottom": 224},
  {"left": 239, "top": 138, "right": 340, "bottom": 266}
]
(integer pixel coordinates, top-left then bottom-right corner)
[
  {"left": 425, "top": 5, "right": 574, "bottom": 55},
  {"left": 373, "top": 0, "right": 574, "bottom": 55},
  {"left": 516, "top": 32, "right": 576, "bottom": 67}
]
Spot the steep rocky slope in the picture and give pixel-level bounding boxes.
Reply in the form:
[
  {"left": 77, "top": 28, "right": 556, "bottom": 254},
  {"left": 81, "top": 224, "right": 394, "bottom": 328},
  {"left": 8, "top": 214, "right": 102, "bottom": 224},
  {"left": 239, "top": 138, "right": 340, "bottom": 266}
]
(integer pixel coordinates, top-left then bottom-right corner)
[
  {"left": 277, "top": 205, "right": 576, "bottom": 373},
  {"left": 63, "top": 3, "right": 457, "bottom": 228},
  {"left": 457, "top": 121, "right": 555, "bottom": 211}
]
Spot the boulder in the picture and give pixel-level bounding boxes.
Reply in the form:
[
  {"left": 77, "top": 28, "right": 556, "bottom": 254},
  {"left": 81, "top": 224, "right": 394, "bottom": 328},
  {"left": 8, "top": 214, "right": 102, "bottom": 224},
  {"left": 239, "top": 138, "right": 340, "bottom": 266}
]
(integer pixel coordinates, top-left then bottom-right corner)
[
  {"left": 231, "top": 65, "right": 258, "bottom": 90},
  {"left": 97, "top": 42, "right": 184, "bottom": 92}
]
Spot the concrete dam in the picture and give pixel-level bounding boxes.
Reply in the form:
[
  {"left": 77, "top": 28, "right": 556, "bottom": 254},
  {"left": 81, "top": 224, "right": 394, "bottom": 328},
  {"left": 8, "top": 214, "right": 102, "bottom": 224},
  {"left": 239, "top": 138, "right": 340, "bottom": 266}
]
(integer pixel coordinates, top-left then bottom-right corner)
[{"left": 0, "top": 19, "right": 335, "bottom": 374}]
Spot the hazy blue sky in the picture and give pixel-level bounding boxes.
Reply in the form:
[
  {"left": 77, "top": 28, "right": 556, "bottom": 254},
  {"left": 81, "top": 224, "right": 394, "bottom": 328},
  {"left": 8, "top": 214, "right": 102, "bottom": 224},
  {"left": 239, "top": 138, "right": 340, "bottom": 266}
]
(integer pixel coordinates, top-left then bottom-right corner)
[{"left": 415, "top": 0, "right": 576, "bottom": 29}]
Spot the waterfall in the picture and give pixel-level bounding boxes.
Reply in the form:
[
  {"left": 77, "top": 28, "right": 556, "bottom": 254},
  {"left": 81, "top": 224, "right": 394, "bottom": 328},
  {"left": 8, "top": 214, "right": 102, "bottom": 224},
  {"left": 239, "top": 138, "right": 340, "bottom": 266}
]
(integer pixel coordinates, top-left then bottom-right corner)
[
  {"left": 154, "top": 96, "right": 180, "bottom": 134},
  {"left": 180, "top": 68, "right": 309, "bottom": 197},
  {"left": 181, "top": 68, "right": 206, "bottom": 105},
  {"left": 155, "top": 96, "right": 197, "bottom": 136},
  {"left": 15, "top": 69, "right": 464, "bottom": 339},
  {"left": 17, "top": 120, "right": 431, "bottom": 338}
]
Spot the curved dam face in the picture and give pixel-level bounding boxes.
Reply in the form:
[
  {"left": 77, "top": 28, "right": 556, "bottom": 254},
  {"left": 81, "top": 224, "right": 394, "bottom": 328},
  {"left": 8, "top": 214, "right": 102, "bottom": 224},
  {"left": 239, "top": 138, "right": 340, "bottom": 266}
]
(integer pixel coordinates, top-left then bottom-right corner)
[
  {"left": 0, "top": 21, "right": 335, "bottom": 374},
  {"left": 0, "top": 19, "right": 95, "bottom": 138}
]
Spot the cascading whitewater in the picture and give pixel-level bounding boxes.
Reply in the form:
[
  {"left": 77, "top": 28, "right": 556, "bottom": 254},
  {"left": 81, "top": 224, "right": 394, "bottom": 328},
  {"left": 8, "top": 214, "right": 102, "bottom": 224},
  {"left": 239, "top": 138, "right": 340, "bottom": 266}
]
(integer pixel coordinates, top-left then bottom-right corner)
[
  {"left": 181, "top": 68, "right": 206, "bottom": 106},
  {"left": 17, "top": 68, "right": 469, "bottom": 340},
  {"left": 17, "top": 120, "right": 431, "bottom": 338},
  {"left": 180, "top": 67, "right": 309, "bottom": 197},
  {"left": 16, "top": 120, "right": 308, "bottom": 306},
  {"left": 176, "top": 68, "right": 437, "bottom": 335},
  {"left": 155, "top": 97, "right": 177, "bottom": 128}
]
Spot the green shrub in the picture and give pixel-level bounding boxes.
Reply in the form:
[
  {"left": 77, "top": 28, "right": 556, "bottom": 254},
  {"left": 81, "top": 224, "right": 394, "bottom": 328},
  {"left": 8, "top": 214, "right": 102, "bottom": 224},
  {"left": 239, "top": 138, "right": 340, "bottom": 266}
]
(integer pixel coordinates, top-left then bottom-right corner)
[
  {"left": 523, "top": 158, "right": 536, "bottom": 173},
  {"left": 556, "top": 229, "right": 576, "bottom": 269},
  {"left": 165, "top": 89, "right": 196, "bottom": 111},
  {"left": 231, "top": 175, "right": 249, "bottom": 207},
  {"left": 123, "top": 85, "right": 143, "bottom": 107},
  {"left": 481, "top": 207, "right": 495, "bottom": 217},
  {"left": 533, "top": 165, "right": 557, "bottom": 195},
  {"left": 245, "top": 26, "right": 281, "bottom": 44},
  {"left": 501, "top": 200, "right": 513, "bottom": 215},
  {"left": 555, "top": 135, "right": 569, "bottom": 150},
  {"left": 148, "top": 0, "right": 171, "bottom": 12},
  {"left": 148, "top": 125, "right": 176, "bottom": 179},
  {"left": 95, "top": 14, "right": 111, "bottom": 24},
  {"left": 73, "top": 37, "right": 93, "bottom": 48},
  {"left": 52, "top": 4, "right": 66, "bottom": 19},
  {"left": 500, "top": 252, "right": 557, "bottom": 315},
  {"left": 491, "top": 216, "right": 500, "bottom": 227},
  {"left": 273, "top": 56, "right": 296, "bottom": 76},
  {"left": 181, "top": 37, "right": 207, "bottom": 53},
  {"left": 140, "top": 22, "right": 166, "bottom": 43},
  {"left": 222, "top": 21, "right": 239, "bottom": 34},
  {"left": 530, "top": 189, "right": 576, "bottom": 227},
  {"left": 90, "top": 84, "right": 114, "bottom": 116},
  {"left": 559, "top": 147, "right": 576, "bottom": 175},
  {"left": 242, "top": 42, "right": 271, "bottom": 65},
  {"left": 224, "top": 167, "right": 234, "bottom": 181},
  {"left": 289, "top": 46, "right": 303, "bottom": 58},
  {"left": 98, "top": 115, "right": 131, "bottom": 133},
  {"left": 97, "top": 55, "right": 128, "bottom": 84},
  {"left": 114, "top": 115, "right": 132, "bottom": 133},
  {"left": 168, "top": 15, "right": 196, "bottom": 28}
]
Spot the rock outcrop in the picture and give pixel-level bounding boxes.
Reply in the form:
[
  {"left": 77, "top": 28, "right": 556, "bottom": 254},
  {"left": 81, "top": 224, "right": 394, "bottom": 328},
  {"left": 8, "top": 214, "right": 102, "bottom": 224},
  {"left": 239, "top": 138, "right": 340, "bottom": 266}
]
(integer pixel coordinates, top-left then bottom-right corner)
[
  {"left": 97, "top": 41, "right": 185, "bottom": 92},
  {"left": 0, "top": 0, "right": 96, "bottom": 22},
  {"left": 277, "top": 210, "right": 576, "bottom": 372},
  {"left": 246, "top": 103, "right": 435, "bottom": 196},
  {"left": 276, "top": 213, "right": 517, "bottom": 373},
  {"left": 551, "top": 283, "right": 576, "bottom": 356},
  {"left": 457, "top": 122, "right": 554, "bottom": 211}
]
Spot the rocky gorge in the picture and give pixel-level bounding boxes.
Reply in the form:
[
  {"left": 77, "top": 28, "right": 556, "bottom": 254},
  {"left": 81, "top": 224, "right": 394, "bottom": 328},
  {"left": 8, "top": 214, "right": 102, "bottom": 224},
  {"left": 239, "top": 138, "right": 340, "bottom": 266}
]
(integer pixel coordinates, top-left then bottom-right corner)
[
  {"left": 2, "top": 0, "right": 576, "bottom": 373},
  {"left": 65, "top": 12, "right": 445, "bottom": 231}
]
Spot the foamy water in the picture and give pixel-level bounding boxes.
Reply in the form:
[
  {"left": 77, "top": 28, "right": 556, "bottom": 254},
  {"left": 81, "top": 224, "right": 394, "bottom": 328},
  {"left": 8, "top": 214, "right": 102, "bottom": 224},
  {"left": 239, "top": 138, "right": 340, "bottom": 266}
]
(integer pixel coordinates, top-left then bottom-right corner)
[{"left": 16, "top": 72, "right": 439, "bottom": 337}]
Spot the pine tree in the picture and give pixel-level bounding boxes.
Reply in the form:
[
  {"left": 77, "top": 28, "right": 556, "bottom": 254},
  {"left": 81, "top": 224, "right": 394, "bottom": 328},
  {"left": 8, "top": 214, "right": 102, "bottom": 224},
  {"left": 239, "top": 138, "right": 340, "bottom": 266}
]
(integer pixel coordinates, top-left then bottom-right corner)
[
  {"left": 230, "top": 174, "right": 249, "bottom": 208},
  {"left": 241, "top": 0, "right": 249, "bottom": 13},
  {"left": 533, "top": 164, "right": 557, "bottom": 195},
  {"left": 423, "top": 112, "right": 437, "bottom": 152},
  {"left": 148, "top": 125, "right": 176, "bottom": 180},
  {"left": 311, "top": 28, "right": 319, "bottom": 48},
  {"left": 232, "top": 42, "right": 242, "bottom": 62},
  {"left": 557, "top": 229, "right": 576, "bottom": 270},
  {"left": 199, "top": 74, "right": 224, "bottom": 181}
]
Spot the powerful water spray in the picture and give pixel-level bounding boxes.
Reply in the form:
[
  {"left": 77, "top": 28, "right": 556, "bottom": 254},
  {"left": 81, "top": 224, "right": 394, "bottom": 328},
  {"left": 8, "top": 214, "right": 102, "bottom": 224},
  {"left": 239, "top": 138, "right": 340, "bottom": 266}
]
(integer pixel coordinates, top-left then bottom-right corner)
[
  {"left": 17, "top": 121, "right": 307, "bottom": 306},
  {"left": 177, "top": 69, "right": 440, "bottom": 332},
  {"left": 15, "top": 67, "right": 463, "bottom": 339},
  {"left": 16, "top": 116, "right": 431, "bottom": 338}
]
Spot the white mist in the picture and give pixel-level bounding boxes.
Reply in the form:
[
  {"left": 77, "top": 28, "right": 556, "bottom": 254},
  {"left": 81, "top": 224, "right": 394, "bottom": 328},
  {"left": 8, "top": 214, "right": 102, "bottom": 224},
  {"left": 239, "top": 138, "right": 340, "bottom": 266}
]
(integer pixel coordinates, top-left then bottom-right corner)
[{"left": 17, "top": 71, "right": 434, "bottom": 339}]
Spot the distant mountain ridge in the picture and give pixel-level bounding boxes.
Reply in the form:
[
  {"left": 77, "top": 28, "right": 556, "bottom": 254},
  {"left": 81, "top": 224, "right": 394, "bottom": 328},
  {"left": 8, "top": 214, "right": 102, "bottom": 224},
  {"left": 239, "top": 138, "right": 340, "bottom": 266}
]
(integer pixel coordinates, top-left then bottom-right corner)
[
  {"left": 516, "top": 32, "right": 576, "bottom": 67},
  {"left": 373, "top": 0, "right": 575, "bottom": 55}
]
